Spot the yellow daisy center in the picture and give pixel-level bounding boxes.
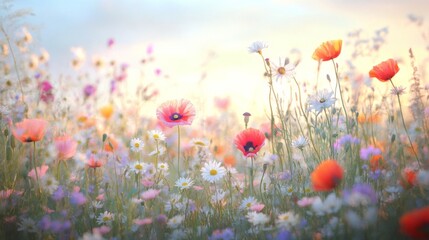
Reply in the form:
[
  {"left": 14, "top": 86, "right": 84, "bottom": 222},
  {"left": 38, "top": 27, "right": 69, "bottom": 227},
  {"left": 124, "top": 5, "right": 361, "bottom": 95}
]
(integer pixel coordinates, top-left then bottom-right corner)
[
  {"left": 102, "top": 216, "right": 110, "bottom": 221},
  {"left": 182, "top": 182, "right": 188, "bottom": 187},
  {"left": 278, "top": 67, "right": 286, "bottom": 75},
  {"left": 210, "top": 169, "right": 218, "bottom": 176},
  {"left": 135, "top": 164, "right": 143, "bottom": 170},
  {"left": 134, "top": 143, "right": 140, "bottom": 148}
]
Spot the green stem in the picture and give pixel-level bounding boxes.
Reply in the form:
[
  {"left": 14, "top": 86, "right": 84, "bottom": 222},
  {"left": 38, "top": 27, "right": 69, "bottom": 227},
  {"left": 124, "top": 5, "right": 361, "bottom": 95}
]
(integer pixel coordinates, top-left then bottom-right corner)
[
  {"left": 177, "top": 126, "right": 181, "bottom": 177},
  {"left": 389, "top": 80, "right": 421, "bottom": 166},
  {"left": 332, "top": 59, "right": 350, "bottom": 134}
]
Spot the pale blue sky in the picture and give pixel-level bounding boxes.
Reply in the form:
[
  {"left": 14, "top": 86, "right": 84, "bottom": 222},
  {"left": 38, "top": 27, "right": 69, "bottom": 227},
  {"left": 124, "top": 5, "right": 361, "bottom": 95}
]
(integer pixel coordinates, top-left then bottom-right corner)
[{"left": 5, "top": 0, "right": 429, "bottom": 118}]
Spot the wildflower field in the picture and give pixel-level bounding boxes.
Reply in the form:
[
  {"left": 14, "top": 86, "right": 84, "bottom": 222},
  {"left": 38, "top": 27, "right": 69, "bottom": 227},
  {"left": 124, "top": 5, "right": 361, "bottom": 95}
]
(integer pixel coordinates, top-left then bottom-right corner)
[{"left": 1, "top": 1, "right": 429, "bottom": 240}]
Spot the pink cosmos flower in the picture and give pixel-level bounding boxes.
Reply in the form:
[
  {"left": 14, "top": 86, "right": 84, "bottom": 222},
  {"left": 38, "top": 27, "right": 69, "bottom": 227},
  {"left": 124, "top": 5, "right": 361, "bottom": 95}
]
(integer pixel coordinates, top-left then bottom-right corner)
[
  {"left": 55, "top": 135, "right": 78, "bottom": 161},
  {"left": 234, "top": 128, "right": 266, "bottom": 157},
  {"left": 134, "top": 218, "right": 153, "bottom": 226},
  {"left": 156, "top": 99, "right": 196, "bottom": 128},
  {"left": 141, "top": 189, "right": 161, "bottom": 200},
  {"left": 28, "top": 165, "right": 49, "bottom": 180},
  {"left": 250, "top": 203, "right": 265, "bottom": 212},
  {"left": 10, "top": 118, "right": 48, "bottom": 143}
]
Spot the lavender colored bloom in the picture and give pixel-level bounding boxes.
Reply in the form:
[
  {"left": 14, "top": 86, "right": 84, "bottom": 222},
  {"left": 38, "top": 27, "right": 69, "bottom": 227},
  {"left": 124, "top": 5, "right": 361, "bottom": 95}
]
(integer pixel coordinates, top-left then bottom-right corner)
[
  {"left": 276, "top": 229, "right": 293, "bottom": 240},
  {"left": 333, "top": 134, "right": 360, "bottom": 151},
  {"left": 38, "top": 215, "right": 51, "bottom": 231},
  {"left": 359, "top": 146, "right": 381, "bottom": 160},
  {"left": 278, "top": 171, "right": 292, "bottom": 181},
  {"left": 70, "top": 192, "right": 86, "bottom": 206},
  {"left": 343, "top": 183, "right": 377, "bottom": 206},
  {"left": 50, "top": 220, "right": 63, "bottom": 233},
  {"left": 369, "top": 169, "right": 382, "bottom": 180},
  {"left": 52, "top": 186, "right": 65, "bottom": 201},
  {"left": 83, "top": 84, "right": 96, "bottom": 98},
  {"left": 156, "top": 214, "right": 167, "bottom": 225}
]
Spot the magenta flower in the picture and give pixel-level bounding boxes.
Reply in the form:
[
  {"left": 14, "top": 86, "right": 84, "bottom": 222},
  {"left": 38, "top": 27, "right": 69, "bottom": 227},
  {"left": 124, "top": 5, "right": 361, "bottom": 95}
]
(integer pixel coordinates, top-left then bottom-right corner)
[
  {"left": 156, "top": 99, "right": 196, "bottom": 128},
  {"left": 83, "top": 84, "right": 96, "bottom": 98},
  {"left": 39, "top": 81, "right": 54, "bottom": 103}
]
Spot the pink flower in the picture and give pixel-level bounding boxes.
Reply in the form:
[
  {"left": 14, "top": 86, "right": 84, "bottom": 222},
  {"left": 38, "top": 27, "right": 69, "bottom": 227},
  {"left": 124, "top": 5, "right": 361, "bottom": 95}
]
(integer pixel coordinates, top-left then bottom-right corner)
[
  {"left": 141, "top": 179, "right": 155, "bottom": 187},
  {"left": 55, "top": 135, "right": 78, "bottom": 161},
  {"left": 214, "top": 97, "right": 230, "bottom": 111},
  {"left": 134, "top": 218, "right": 153, "bottom": 226},
  {"left": 250, "top": 203, "right": 265, "bottom": 212},
  {"left": 156, "top": 99, "right": 196, "bottom": 128},
  {"left": 28, "top": 165, "right": 49, "bottom": 180},
  {"left": 10, "top": 118, "right": 48, "bottom": 143},
  {"left": 93, "top": 226, "right": 111, "bottom": 235},
  {"left": 297, "top": 197, "right": 317, "bottom": 207},
  {"left": 141, "top": 189, "right": 161, "bottom": 200}
]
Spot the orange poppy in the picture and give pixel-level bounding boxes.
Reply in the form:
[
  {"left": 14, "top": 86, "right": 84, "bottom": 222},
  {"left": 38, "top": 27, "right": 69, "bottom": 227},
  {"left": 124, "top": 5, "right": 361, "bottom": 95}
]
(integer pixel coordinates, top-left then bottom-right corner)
[
  {"left": 369, "top": 154, "right": 385, "bottom": 171},
  {"left": 87, "top": 155, "right": 103, "bottom": 168},
  {"left": 312, "top": 40, "right": 342, "bottom": 61},
  {"left": 10, "top": 118, "right": 48, "bottom": 143},
  {"left": 311, "top": 159, "right": 344, "bottom": 191},
  {"left": 223, "top": 154, "right": 236, "bottom": 167},
  {"left": 100, "top": 104, "right": 114, "bottom": 119},
  {"left": 369, "top": 58, "right": 399, "bottom": 82},
  {"left": 104, "top": 136, "right": 119, "bottom": 152},
  {"left": 400, "top": 206, "right": 429, "bottom": 239},
  {"left": 357, "top": 113, "right": 382, "bottom": 124}
]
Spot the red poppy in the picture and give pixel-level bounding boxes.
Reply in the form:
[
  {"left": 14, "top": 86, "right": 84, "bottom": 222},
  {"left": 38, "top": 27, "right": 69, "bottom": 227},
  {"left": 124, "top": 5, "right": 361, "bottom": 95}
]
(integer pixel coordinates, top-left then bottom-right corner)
[
  {"left": 87, "top": 155, "right": 103, "bottom": 168},
  {"left": 369, "top": 58, "right": 399, "bottom": 82},
  {"left": 400, "top": 206, "right": 429, "bottom": 239},
  {"left": 55, "top": 135, "right": 78, "bottom": 160},
  {"left": 10, "top": 118, "right": 48, "bottom": 143},
  {"left": 369, "top": 154, "right": 385, "bottom": 171},
  {"left": 311, "top": 159, "right": 344, "bottom": 191},
  {"left": 156, "top": 99, "right": 196, "bottom": 128},
  {"left": 400, "top": 168, "right": 417, "bottom": 189},
  {"left": 312, "top": 40, "right": 342, "bottom": 61},
  {"left": 234, "top": 128, "right": 266, "bottom": 157}
]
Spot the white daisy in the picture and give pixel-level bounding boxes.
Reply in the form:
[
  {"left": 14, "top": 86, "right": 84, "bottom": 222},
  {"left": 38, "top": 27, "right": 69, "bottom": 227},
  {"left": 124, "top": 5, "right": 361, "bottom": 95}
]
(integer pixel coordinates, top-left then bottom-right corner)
[
  {"left": 167, "top": 215, "right": 184, "bottom": 228},
  {"left": 130, "top": 161, "right": 145, "bottom": 174},
  {"left": 270, "top": 58, "right": 296, "bottom": 81},
  {"left": 307, "top": 89, "right": 336, "bottom": 114},
  {"left": 143, "top": 163, "right": 155, "bottom": 177},
  {"left": 157, "top": 162, "right": 169, "bottom": 172},
  {"left": 130, "top": 138, "right": 144, "bottom": 152},
  {"left": 248, "top": 41, "right": 268, "bottom": 54},
  {"left": 276, "top": 211, "right": 300, "bottom": 230},
  {"left": 92, "top": 201, "right": 104, "bottom": 209},
  {"left": 97, "top": 211, "right": 114, "bottom": 225},
  {"left": 240, "top": 196, "right": 258, "bottom": 210},
  {"left": 246, "top": 211, "right": 269, "bottom": 226},
  {"left": 17, "top": 217, "right": 38, "bottom": 233},
  {"left": 175, "top": 177, "right": 194, "bottom": 190},
  {"left": 211, "top": 189, "right": 226, "bottom": 203},
  {"left": 40, "top": 175, "right": 59, "bottom": 194},
  {"left": 148, "top": 130, "right": 166, "bottom": 142},
  {"left": 200, "top": 160, "right": 226, "bottom": 183},
  {"left": 291, "top": 136, "right": 309, "bottom": 150}
]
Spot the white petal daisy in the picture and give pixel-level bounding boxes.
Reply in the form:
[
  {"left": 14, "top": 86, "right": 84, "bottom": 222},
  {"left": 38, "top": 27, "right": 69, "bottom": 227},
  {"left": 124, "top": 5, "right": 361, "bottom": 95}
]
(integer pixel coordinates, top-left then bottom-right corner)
[
  {"left": 248, "top": 41, "right": 268, "bottom": 54},
  {"left": 175, "top": 177, "right": 194, "bottom": 190},
  {"left": 200, "top": 160, "right": 226, "bottom": 183},
  {"left": 240, "top": 196, "right": 258, "bottom": 210},
  {"left": 148, "top": 130, "right": 166, "bottom": 142},
  {"left": 130, "top": 138, "right": 144, "bottom": 152},
  {"left": 96, "top": 211, "right": 114, "bottom": 225},
  {"left": 307, "top": 89, "right": 336, "bottom": 114}
]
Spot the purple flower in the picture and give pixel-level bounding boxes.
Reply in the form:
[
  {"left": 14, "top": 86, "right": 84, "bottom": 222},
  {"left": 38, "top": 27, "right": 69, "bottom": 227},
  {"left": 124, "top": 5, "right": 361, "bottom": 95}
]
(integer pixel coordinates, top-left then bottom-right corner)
[
  {"left": 83, "top": 84, "right": 96, "bottom": 98},
  {"left": 38, "top": 215, "right": 51, "bottom": 231},
  {"left": 343, "top": 183, "right": 377, "bottom": 206},
  {"left": 359, "top": 146, "right": 382, "bottom": 160},
  {"left": 276, "top": 229, "right": 293, "bottom": 240},
  {"left": 334, "top": 134, "right": 360, "bottom": 151},
  {"left": 70, "top": 191, "right": 86, "bottom": 206},
  {"left": 52, "top": 186, "right": 65, "bottom": 201},
  {"left": 369, "top": 169, "right": 382, "bottom": 180}
]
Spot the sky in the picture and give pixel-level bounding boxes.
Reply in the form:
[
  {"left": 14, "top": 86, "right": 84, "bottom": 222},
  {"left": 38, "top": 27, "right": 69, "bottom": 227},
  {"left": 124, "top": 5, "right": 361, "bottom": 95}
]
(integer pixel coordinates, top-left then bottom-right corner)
[{"left": 4, "top": 0, "right": 429, "bottom": 122}]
